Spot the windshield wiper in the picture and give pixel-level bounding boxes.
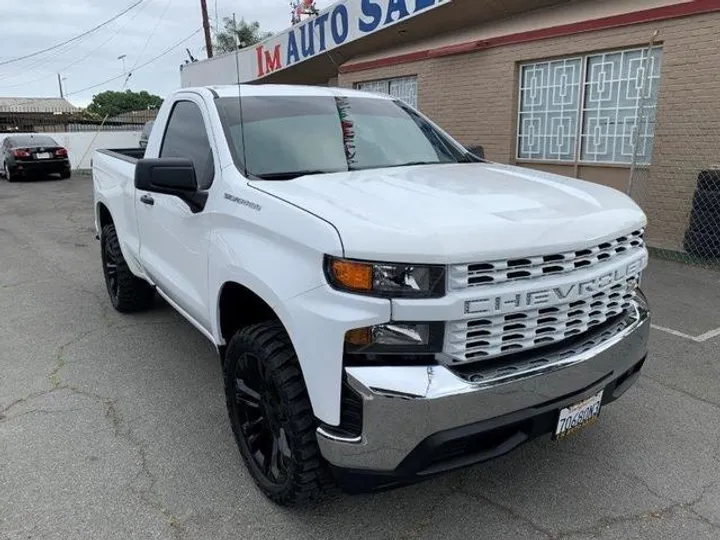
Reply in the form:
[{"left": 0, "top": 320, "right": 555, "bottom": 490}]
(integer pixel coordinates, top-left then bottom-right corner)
[
  {"left": 383, "top": 161, "right": 446, "bottom": 168},
  {"left": 252, "top": 170, "right": 341, "bottom": 180}
]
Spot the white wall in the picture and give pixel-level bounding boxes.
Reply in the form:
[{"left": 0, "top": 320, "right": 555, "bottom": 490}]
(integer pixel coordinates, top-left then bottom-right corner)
[
  {"left": 1, "top": 131, "right": 141, "bottom": 170},
  {"left": 42, "top": 131, "right": 142, "bottom": 169},
  {"left": 1, "top": 131, "right": 141, "bottom": 172}
]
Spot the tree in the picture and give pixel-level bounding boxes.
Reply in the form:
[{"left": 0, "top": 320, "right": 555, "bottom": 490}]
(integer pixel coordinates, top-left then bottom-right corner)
[
  {"left": 86, "top": 90, "right": 163, "bottom": 118},
  {"left": 213, "top": 17, "right": 272, "bottom": 55}
]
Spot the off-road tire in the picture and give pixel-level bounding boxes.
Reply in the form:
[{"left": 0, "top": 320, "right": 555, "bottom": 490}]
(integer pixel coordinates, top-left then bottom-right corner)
[
  {"left": 223, "top": 322, "right": 335, "bottom": 506},
  {"left": 100, "top": 223, "right": 155, "bottom": 312}
]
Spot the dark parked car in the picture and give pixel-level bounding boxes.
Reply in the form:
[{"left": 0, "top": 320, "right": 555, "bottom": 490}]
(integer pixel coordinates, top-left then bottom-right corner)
[
  {"left": 139, "top": 121, "right": 154, "bottom": 149},
  {"left": 1, "top": 134, "right": 71, "bottom": 182}
]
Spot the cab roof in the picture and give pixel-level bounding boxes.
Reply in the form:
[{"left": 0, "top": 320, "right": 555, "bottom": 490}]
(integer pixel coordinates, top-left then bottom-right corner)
[{"left": 184, "top": 84, "right": 392, "bottom": 100}]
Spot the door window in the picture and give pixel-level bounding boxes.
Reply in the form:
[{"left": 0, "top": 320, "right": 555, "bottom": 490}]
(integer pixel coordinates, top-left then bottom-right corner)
[{"left": 160, "top": 101, "right": 215, "bottom": 189}]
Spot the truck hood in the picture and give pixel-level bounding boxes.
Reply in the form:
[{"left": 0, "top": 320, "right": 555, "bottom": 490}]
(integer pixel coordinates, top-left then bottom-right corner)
[{"left": 250, "top": 162, "right": 647, "bottom": 263}]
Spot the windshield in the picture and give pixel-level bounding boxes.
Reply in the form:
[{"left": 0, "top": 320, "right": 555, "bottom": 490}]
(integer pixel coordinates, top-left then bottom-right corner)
[{"left": 215, "top": 95, "right": 472, "bottom": 179}]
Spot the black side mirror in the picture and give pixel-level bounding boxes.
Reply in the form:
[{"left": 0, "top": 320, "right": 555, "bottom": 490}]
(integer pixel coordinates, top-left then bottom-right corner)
[
  {"left": 466, "top": 145, "right": 485, "bottom": 160},
  {"left": 135, "top": 157, "right": 207, "bottom": 212},
  {"left": 135, "top": 157, "right": 197, "bottom": 191}
]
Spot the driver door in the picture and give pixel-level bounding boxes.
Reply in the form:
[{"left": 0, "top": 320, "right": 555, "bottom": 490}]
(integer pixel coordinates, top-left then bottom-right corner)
[{"left": 136, "top": 98, "right": 216, "bottom": 331}]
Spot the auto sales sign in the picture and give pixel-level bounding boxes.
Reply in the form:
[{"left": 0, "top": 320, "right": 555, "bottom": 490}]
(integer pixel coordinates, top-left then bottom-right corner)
[
  {"left": 253, "top": 0, "right": 451, "bottom": 78},
  {"left": 179, "top": 0, "right": 451, "bottom": 87}
]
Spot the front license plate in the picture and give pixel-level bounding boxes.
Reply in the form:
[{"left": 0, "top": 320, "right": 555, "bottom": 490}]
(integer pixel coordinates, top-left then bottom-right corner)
[
  {"left": 554, "top": 390, "right": 604, "bottom": 441},
  {"left": 36, "top": 152, "right": 51, "bottom": 159}
]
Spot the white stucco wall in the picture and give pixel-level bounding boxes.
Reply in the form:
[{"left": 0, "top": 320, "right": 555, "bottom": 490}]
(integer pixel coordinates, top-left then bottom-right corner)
[
  {"left": 45, "top": 131, "right": 142, "bottom": 169},
  {"left": 0, "top": 131, "right": 141, "bottom": 170}
]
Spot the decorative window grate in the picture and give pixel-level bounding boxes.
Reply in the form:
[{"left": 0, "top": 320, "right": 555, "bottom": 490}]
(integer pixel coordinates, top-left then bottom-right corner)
[
  {"left": 518, "top": 46, "right": 663, "bottom": 165},
  {"left": 355, "top": 76, "right": 418, "bottom": 109}
]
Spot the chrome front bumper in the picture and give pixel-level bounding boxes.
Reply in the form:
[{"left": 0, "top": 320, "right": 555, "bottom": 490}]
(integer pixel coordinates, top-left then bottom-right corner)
[{"left": 317, "top": 298, "right": 650, "bottom": 473}]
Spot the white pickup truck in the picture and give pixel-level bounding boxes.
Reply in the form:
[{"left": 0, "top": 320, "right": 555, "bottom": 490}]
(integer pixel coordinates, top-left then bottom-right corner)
[{"left": 92, "top": 84, "right": 650, "bottom": 505}]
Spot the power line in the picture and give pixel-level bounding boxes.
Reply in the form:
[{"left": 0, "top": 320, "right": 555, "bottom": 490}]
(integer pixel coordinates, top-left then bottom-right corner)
[
  {"left": 65, "top": 28, "right": 203, "bottom": 97},
  {"left": 0, "top": 0, "right": 146, "bottom": 68},
  {"left": 2, "top": 28, "right": 202, "bottom": 111},
  {"left": 129, "top": 0, "right": 173, "bottom": 74},
  {"left": 0, "top": 31, "right": 99, "bottom": 81},
  {"left": 0, "top": 0, "right": 154, "bottom": 88}
]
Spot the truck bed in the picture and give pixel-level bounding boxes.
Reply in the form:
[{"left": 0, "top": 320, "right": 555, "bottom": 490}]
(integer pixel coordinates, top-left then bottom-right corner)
[{"left": 96, "top": 148, "right": 146, "bottom": 162}]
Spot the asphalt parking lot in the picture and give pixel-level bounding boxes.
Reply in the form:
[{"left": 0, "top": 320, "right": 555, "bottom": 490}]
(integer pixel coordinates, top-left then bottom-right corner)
[{"left": 2, "top": 172, "right": 720, "bottom": 540}]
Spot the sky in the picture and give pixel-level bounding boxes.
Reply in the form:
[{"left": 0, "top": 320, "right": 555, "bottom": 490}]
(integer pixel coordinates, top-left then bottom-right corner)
[{"left": 0, "top": 0, "right": 331, "bottom": 108}]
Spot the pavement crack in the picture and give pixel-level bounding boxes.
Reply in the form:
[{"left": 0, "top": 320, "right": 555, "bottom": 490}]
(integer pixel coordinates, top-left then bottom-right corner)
[
  {"left": 102, "top": 400, "right": 185, "bottom": 538},
  {"left": 393, "top": 478, "right": 461, "bottom": 540},
  {"left": 554, "top": 505, "right": 681, "bottom": 539},
  {"left": 554, "top": 447, "right": 671, "bottom": 503},
  {"left": 686, "top": 477, "right": 720, "bottom": 529},
  {"left": 2, "top": 380, "right": 183, "bottom": 536},
  {"left": 48, "top": 327, "right": 107, "bottom": 389},
  {"left": 640, "top": 376, "right": 720, "bottom": 411},
  {"left": 1, "top": 407, "right": 88, "bottom": 422},
  {"left": 0, "top": 387, "right": 68, "bottom": 420},
  {"left": 455, "top": 488, "right": 555, "bottom": 538},
  {"left": 8, "top": 321, "right": 178, "bottom": 414}
]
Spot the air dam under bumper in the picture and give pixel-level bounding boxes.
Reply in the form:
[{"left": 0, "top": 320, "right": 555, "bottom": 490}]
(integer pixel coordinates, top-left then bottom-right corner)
[{"left": 317, "top": 299, "right": 650, "bottom": 493}]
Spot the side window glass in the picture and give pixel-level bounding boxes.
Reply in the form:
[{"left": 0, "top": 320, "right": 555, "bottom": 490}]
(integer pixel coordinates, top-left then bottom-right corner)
[{"left": 160, "top": 101, "right": 215, "bottom": 189}]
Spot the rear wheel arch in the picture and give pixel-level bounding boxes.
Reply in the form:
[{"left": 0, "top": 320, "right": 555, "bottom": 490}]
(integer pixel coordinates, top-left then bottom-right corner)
[{"left": 97, "top": 202, "right": 113, "bottom": 229}]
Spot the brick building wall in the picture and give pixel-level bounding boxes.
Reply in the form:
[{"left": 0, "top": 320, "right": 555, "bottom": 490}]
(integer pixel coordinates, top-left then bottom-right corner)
[{"left": 337, "top": 11, "right": 720, "bottom": 253}]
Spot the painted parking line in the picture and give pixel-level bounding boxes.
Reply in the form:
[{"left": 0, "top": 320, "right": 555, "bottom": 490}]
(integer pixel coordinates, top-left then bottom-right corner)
[{"left": 651, "top": 324, "right": 720, "bottom": 343}]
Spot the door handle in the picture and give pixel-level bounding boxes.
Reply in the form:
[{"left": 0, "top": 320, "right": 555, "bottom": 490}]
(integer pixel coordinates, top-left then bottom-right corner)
[{"left": 140, "top": 194, "right": 155, "bottom": 206}]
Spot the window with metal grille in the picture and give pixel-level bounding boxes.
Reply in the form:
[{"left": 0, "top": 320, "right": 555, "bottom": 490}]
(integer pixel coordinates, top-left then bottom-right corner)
[
  {"left": 355, "top": 76, "right": 418, "bottom": 109},
  {"left": 517, "top": 46, "right": 663, "bottom": 165}
]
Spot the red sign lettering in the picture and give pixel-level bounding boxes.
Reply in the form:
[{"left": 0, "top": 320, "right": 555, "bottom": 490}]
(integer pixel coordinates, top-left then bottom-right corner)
[{"left": 255, "top": 44, "right": 283, "bottom": 78}]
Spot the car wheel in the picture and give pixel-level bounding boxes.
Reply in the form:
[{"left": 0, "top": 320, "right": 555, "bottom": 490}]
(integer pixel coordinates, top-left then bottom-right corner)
[
  {"left": 100, "top": 223, "right": 155, "bottom": 312},
  {"left": 60, "top": 170, "right": 71, "bottom": 179},
  {"left": 223, "top": 322, "right": 335, "bottom": 506},
  {"left": 4, "top": 163, "right": 15, "bottom": 182}
]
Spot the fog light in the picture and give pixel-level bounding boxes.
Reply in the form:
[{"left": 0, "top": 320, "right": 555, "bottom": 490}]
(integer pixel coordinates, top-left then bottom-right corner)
[
  {"left": 344, "top": 322, "right": 443, "bottom": 354},
  {"left": 372, "top": 323, "right": 430, "bottom": 346}
]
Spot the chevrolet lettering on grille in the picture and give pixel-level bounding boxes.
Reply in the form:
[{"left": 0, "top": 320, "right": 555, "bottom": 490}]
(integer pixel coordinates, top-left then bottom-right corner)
[{"left": 465, "top": 256, "right": 646, "bottom": 316}]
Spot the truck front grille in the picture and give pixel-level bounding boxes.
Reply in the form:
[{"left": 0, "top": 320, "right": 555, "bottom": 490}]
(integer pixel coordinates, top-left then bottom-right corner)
[
  {"left": 448, "top": 313, "right": 635, "bottom": 384},
  {"left": 448, "top": 230, "right": 644, "bottom": 291},
  {"left": 445, "top": 277, "right": 639, "bottom": 362}
]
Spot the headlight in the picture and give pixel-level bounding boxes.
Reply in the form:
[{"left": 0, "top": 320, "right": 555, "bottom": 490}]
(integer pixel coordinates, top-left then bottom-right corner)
[{"left": 324, "top": 256, "right": 446, "bottom": 298}]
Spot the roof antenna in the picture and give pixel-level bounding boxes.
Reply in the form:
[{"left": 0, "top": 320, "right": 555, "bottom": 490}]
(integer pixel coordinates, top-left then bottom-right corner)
[{"left": 233, "top": 12, "right": 249, "bottom": 178}]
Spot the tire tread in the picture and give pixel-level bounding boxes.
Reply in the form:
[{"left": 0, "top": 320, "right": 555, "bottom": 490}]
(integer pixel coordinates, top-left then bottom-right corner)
[
  {"left": 101, "top": 224, "right": 155, "bottom": 313},
  {"left": 224, "top": 321, "right": 336, "bottom": 506}
]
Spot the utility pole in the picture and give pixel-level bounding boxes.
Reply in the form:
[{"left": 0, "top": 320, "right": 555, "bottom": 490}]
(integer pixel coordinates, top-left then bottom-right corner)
[
  {"left": 200, "top": 0, "right": 213, "bottom": 58},
  {"left": 57, "top": 73, "right": 64, "bottom": 99}
]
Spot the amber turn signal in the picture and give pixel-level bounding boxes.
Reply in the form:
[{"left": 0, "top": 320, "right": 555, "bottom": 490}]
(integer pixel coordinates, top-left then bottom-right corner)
[
  {"left": 345, "top": 327, "right": 372, "bottom": 346},
  {"left": 329, "top": 259, "right": 373, "bottom": 291}
]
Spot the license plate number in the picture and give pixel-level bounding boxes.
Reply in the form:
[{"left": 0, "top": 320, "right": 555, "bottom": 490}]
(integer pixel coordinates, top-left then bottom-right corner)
[
  {"left": 554, "top": 390, "right": 603, "bottom": 440},
  {"left": 36, "top": 152, "right": 51, "bottom": 159}
]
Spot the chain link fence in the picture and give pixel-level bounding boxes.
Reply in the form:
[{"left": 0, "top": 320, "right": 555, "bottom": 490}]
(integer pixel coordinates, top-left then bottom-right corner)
[
  {"left": 0, "top": 109, "right": 158, "bottom": 170},
  {"left": 0, "top": 109, "right": 158, "bottom": 134},
  {"left": 628, "top": 35, "right": 720, "bottom": 269}
]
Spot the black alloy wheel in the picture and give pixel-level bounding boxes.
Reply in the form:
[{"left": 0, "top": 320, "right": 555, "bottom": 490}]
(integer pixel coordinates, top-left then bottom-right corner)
[
  {"left": 223, "top": 322, "right": 334, "bottom": 505},
  {"left": 101, "top": 232, "right": 120, "bottom": 305},
  {"left": 99, "top": 223, "right": 154, "bottom": 312},
  {"left": 230, "top": 351, "right": 292, "bottom": 486}
]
